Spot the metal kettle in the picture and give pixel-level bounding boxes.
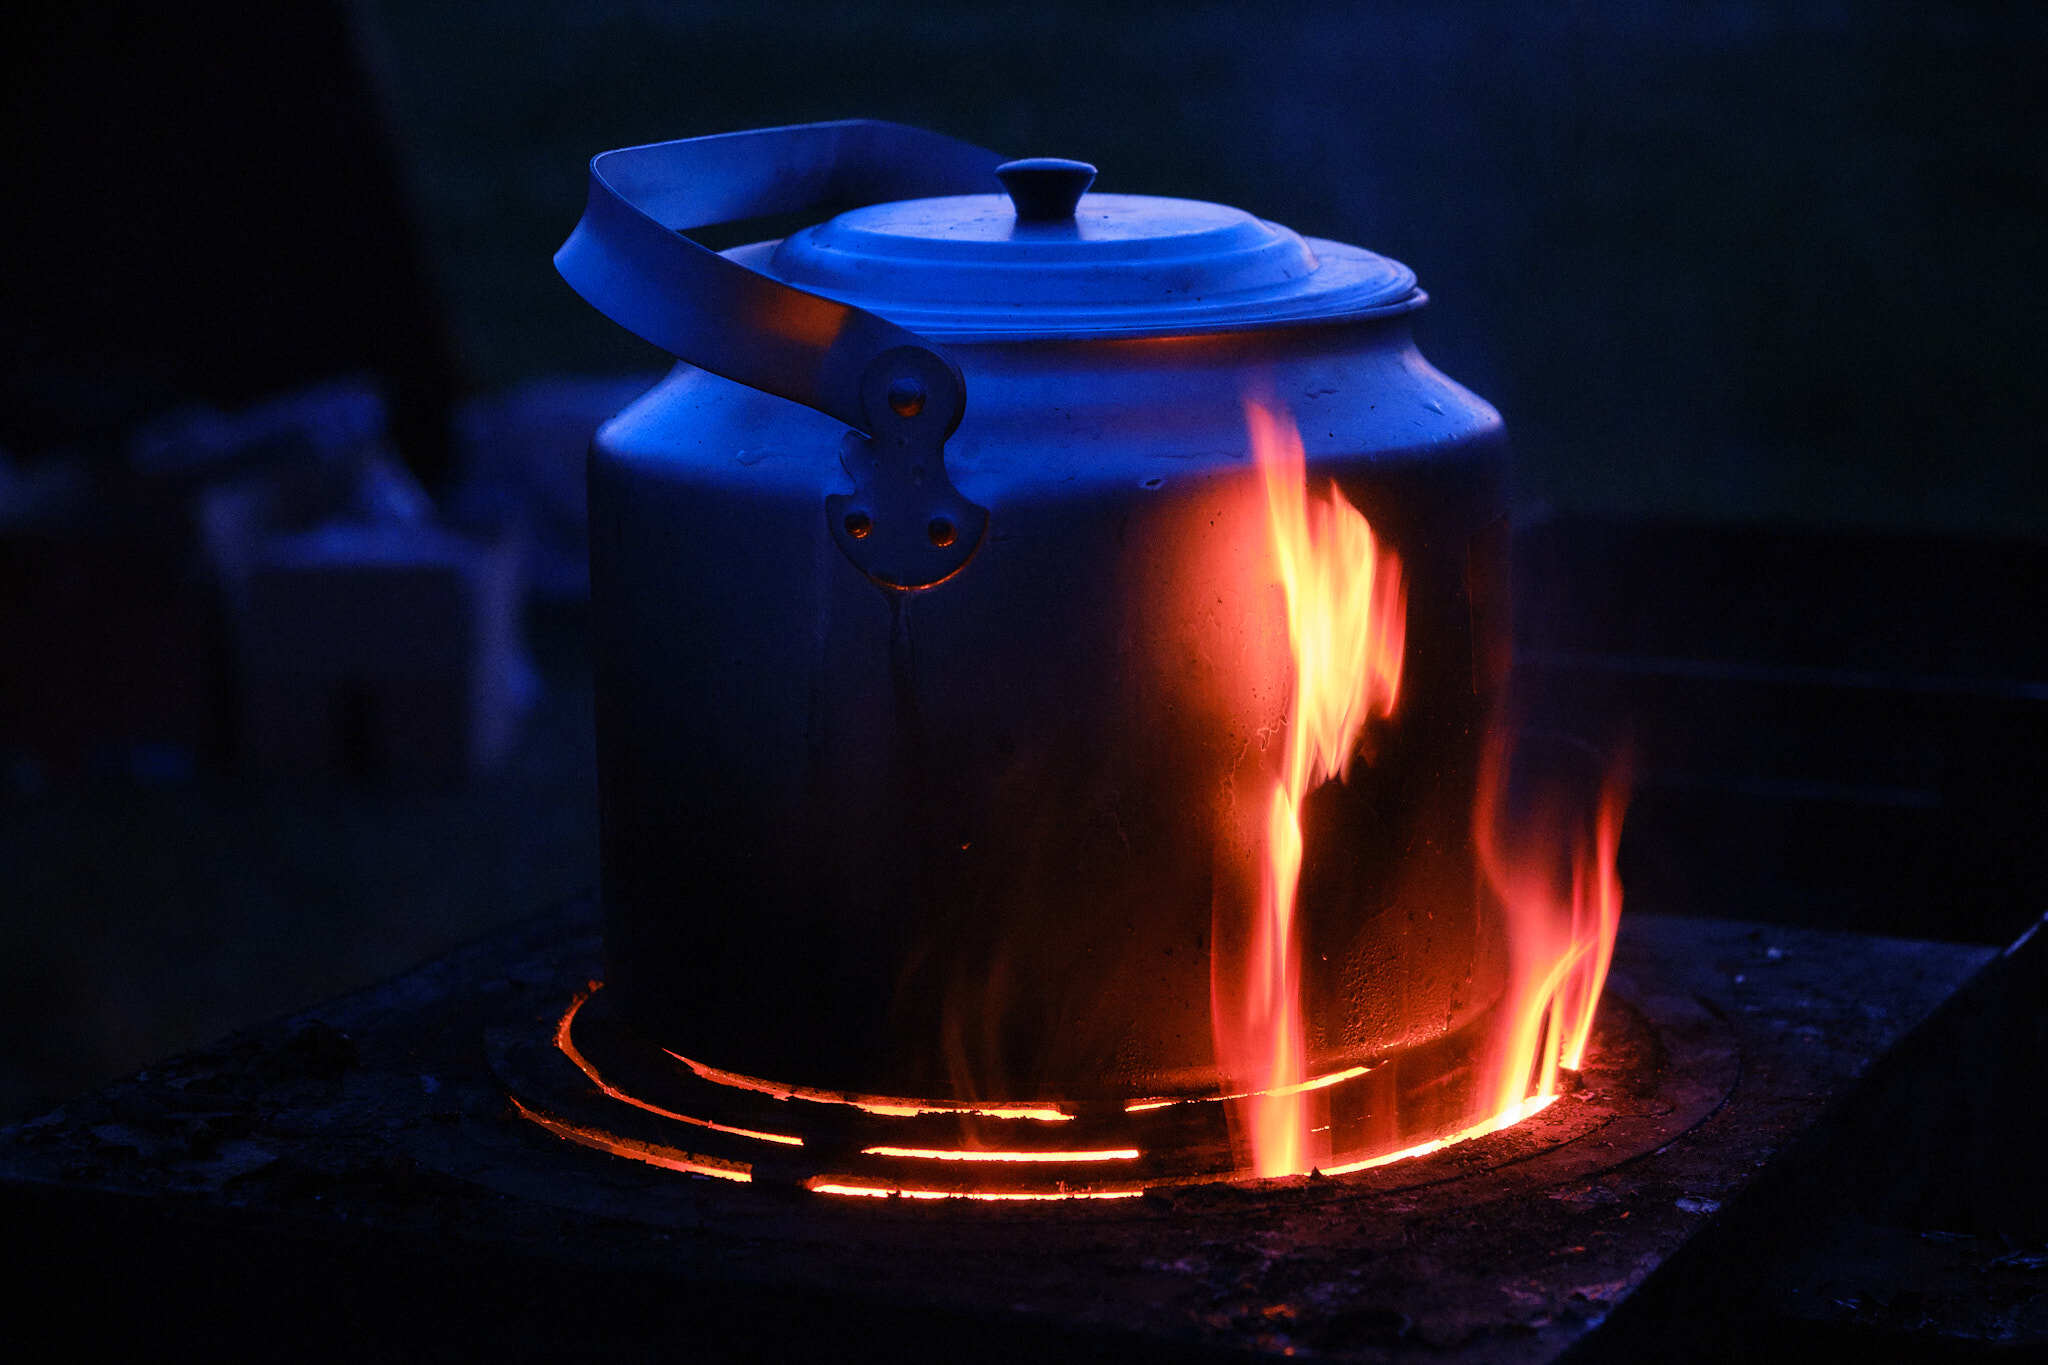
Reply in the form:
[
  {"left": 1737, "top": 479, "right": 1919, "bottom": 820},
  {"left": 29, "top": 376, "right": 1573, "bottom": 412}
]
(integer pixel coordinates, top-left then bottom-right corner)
[{"left": 559, "top": 120, "right": 1508, "bottom": 1108}]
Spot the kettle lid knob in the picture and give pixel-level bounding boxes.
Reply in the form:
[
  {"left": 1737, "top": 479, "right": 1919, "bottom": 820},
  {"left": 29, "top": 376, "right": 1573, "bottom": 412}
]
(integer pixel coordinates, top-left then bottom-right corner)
[{"left": 995, "top": 158, "right": 1097, "bottom": 222}]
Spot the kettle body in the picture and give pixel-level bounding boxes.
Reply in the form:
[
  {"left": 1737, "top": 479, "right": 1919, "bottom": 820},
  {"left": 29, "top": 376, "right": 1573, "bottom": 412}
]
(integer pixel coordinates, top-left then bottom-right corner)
[{"left": 567, "top": 122, "right": 1509, "bottom": 1103}]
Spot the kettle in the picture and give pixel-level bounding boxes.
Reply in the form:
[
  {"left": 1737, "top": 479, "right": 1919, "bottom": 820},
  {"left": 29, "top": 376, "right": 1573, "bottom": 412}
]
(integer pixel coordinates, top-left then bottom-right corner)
[{"left": 559, "top": 120, "right": 1509, "bottom": 1112}]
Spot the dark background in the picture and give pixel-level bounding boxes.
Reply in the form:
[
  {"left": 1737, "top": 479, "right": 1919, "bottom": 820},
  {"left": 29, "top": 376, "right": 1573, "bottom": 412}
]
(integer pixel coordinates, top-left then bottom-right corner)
[{"left": 2, "top": 1, "right": 2043, "bottom": 1121}]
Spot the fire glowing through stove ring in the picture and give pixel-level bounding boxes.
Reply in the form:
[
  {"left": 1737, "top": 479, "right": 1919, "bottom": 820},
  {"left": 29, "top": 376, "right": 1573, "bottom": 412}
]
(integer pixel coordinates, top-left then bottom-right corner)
[
  {"left": 861, "top": 1145, "right": 1140, "bottom": 1163},
  {"left": 554, "top": 987, "right": 804, "bottom": 1146},
  {"left": 1320, "top": 1093, "right": 1557, "bottom": 1177},
  {"left": 804, "top": 1180, "right": 1147, "bottom": 1202},
  {"left": 1122, "top": 1063, "right": 1375, "bottom": 1114},
  {"left": 511, "top": 1095, "right": 754, "bottom": 1183},
  {"left": 661, "top": 1043, "right": 1076, "bottom": 1122},
  {"left": 524, "top": 978, "right": 1618, "bottom": 1198}
]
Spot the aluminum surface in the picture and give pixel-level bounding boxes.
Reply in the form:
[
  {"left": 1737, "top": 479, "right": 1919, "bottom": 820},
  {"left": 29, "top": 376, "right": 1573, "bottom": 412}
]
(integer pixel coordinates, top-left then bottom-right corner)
[{"left": 565, "top": 120, "right": 1508, "bottom": 1099}]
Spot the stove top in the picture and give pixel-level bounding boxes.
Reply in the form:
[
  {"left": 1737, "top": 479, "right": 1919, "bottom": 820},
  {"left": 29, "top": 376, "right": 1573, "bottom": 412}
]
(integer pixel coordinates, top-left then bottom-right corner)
[{"left": 0, "top": 896, "right": 2001, "bottom": 1360}]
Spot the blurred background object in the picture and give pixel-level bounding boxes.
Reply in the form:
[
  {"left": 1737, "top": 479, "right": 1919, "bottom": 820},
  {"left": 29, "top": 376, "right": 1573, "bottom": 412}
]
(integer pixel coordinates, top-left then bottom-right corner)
[{"left": 0, "top": 0, "right": 2042, "bottom": 1134}]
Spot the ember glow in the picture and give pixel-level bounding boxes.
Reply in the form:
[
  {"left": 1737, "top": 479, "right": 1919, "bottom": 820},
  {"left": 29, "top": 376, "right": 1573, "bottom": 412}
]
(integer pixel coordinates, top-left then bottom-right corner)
[
  {"left": 1122, "top": 1062, "right": 1373, "bottom": 1115},
  {"left": 1213, "top": 398, "right": 1407, "bottom": 1177},
  {"left": 860, "top": 1145, "right": 1140, "bottom": 1163},
  {"left": 664, "top": 1046, "right": 1075, "bottom": 1122},
  {"left": 511, "top": 1096, "right": 753, "bottom": 1183},
  {"left": 1321, "top": 1092, "right": 1558, "bottom": 1177},
  {"left": 805, "top": 1179, "right": 1146, "bottom": 1202},
  {"left": 556, "top": 988, "right": 803, "bottom": 1146}
]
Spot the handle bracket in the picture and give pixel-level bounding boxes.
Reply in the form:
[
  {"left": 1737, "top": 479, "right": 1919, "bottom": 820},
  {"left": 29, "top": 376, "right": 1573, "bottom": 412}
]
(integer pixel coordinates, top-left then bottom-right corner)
[
  {"left": 553, "top": 120, "right": 1001, "bottom": 589},
  {"left": 825, "top": 348, "right": 987, "bottom": 589}
]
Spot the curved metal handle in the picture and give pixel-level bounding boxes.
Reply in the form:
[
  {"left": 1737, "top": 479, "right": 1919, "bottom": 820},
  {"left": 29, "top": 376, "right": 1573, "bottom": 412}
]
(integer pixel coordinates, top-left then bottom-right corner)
[{"left": 555, "top": 121, "right": 1003, "bottom": 589}]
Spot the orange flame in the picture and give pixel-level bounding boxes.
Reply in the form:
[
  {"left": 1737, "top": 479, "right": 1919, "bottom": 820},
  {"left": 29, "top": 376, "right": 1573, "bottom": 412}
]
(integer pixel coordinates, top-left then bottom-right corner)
[
  {"left": 1216, "top": 400, "right": 1627, "bottom": 1180},
  {"left": 1216, "top": 399, "right": 1406, "bottom": 1176},
  {"left": 1474, "top": 739, "right": 1630, "bottom": 1119}
]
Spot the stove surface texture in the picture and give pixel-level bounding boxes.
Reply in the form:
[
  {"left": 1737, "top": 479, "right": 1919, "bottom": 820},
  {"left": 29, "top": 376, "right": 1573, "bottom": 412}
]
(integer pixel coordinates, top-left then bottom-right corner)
[{"left": 0, "top": 899, "right": 2006, "bottom": 1361}]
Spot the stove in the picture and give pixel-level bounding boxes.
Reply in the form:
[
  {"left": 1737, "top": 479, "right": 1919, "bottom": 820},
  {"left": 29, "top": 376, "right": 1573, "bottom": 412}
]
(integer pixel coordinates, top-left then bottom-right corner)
[{"left": 3, "top": 895, "right": 2010, "bottom": 1360}]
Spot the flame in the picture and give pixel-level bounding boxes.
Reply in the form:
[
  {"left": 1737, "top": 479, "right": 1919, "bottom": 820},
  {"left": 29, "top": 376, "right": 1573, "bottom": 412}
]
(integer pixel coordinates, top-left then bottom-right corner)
[
  {"left": 1213, "top": 400, "right": 1627, "bottom": 1180},
  {"left": 1473, "top": 739, "right": 1630, "bottom": 1119},
  {"left": 1213, "top": 399, "right": 1406, "bottom": 1177}
]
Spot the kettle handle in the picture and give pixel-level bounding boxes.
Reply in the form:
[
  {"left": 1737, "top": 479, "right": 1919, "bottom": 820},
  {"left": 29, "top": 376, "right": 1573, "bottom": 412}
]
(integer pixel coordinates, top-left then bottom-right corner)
[
  {"left": 555, "top": 119, "right": 1001, "bottom": 436},
  {"left": 555, "top": 120, "right": 1003, "bottom": 588}
]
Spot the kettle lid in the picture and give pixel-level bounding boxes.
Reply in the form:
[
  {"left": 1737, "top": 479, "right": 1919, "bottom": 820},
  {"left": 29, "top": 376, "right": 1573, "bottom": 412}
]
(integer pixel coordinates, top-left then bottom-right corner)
[{"left": 759, "top": 157, "right": 1421, "bottom": 341}]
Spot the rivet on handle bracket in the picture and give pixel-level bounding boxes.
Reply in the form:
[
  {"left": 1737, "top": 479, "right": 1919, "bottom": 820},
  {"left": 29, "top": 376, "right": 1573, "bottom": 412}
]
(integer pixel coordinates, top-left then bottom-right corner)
[{"left": 825, "top": 347, "right": 988, "bottom": 590}]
